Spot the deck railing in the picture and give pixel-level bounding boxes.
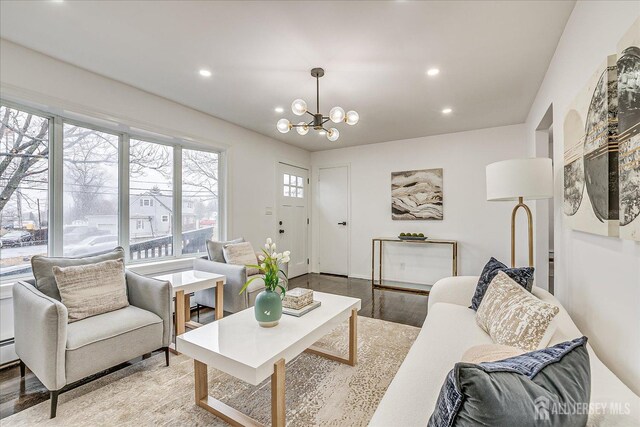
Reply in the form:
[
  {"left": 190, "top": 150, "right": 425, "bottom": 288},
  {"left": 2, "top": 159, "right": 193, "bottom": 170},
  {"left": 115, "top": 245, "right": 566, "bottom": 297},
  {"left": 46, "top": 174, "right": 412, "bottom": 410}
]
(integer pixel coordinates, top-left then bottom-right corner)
[
  {"left": 0, "top": 226, "right": 215, "bottom": 278},
  {"left": 129, "top": 226, "right": 214, "bottom": 260}
]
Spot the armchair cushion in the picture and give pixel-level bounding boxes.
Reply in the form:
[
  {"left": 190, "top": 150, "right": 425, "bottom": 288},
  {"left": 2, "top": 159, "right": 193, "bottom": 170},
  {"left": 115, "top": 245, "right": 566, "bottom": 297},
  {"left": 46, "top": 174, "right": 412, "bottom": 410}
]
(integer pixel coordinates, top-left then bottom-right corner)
[
  {"left": 31, "top": 247, "right": 125, "bottom": 301},
  {"left": 206, "top": 238, "right": 244, "bottom": 262},
  {"left": 65, "top": 306, "right": 163, "bottom": 383},
  {"left": 53, "top": 259, "right": 129, "bottom": 323}
]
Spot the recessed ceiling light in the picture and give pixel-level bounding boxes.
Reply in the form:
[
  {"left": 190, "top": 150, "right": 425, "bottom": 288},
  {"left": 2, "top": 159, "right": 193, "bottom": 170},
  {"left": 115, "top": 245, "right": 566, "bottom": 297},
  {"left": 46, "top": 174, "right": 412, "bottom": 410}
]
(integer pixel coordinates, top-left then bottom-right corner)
[
  {"left": 442, "top": 108, "right": 453, "bottom": 114},
  {"left": 427, "top": 68, "right": 440, "bottom": 76},
  {"left": 199, "top": 69, "right": 212, "bottom": 77},
  {"left": 274, "top": 107, "right": 284, "bottom": 113}
]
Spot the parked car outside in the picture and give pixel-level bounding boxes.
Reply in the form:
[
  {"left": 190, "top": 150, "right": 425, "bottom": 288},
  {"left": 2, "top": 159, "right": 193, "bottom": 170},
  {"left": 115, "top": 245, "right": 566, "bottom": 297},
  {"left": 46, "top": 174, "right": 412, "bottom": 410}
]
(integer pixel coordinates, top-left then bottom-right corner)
[
  {"left": 64, "top": 235, "right": 119, "bottom": 257},
  {"left": 0, "top": 230, "right": 32, "bottom": 248},
  {"left": 63, "top": 226, "right": 110, "bottom": 244}
]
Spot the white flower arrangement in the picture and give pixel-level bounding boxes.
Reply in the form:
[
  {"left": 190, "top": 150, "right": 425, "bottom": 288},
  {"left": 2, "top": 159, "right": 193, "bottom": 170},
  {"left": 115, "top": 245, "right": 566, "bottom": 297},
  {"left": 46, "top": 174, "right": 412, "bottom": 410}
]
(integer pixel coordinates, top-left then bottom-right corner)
[{"left": 239, "top": 238, "right": 289, "bottom": 295}]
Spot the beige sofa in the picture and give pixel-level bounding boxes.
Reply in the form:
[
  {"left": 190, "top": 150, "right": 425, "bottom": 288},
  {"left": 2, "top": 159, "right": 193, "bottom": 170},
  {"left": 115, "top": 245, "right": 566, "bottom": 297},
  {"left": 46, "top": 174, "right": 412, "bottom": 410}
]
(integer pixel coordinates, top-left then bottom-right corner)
[{"left": 369, "top": 276, "right": 640, "bottom": 426}]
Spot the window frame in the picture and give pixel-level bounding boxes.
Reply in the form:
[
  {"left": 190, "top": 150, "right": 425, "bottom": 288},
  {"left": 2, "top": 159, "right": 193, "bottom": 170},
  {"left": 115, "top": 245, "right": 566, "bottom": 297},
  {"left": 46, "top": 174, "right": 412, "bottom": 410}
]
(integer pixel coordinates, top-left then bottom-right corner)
[{"left": 0, "top": 99, "right": 225, "bottom": 281}]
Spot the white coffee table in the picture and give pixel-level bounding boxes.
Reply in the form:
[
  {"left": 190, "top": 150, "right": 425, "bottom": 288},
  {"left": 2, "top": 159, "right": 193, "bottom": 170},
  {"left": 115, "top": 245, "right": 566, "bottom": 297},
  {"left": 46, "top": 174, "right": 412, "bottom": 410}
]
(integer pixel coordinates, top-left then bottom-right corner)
[
  {"left": 153, "top": 270, "right": 225, "bottom": 338},
  {"left": 176, "top": 291, "right": 361, "bottom": 427}
]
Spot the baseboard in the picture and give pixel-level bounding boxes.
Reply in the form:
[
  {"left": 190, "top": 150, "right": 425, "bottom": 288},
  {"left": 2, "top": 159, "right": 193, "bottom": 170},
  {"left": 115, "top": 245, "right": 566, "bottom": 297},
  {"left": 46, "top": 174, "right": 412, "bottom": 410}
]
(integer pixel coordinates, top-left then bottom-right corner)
[{"left": 0, "top": 340, "right": 18, "bottom": 366}]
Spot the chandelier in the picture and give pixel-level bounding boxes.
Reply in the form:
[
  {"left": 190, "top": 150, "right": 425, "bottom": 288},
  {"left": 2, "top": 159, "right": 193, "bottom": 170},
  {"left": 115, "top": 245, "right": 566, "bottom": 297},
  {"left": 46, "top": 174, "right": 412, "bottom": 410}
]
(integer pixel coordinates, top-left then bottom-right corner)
[{"left": 276, "top": 68, "right": 359, "bottom": 142}]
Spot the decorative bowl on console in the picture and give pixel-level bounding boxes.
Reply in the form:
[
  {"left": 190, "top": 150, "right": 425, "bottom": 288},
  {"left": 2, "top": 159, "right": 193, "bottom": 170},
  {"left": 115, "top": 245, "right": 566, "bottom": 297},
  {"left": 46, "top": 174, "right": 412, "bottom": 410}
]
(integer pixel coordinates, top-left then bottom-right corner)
[{"left": 398, "top": 232, "right": 428, "bottom": 241}]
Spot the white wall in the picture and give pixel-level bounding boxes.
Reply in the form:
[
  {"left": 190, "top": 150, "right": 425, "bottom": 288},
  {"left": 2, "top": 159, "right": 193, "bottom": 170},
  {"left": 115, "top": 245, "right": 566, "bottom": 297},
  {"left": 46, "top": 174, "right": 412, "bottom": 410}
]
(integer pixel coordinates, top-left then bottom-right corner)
[
  {"left": 525, "top": 1, "right": 640, "bottom": 395},
  {"left": 310, "top": 124, "right": 531, "bottom": 287},
  {"left": 0, "top": 39, "right": 310, "bottom": 363}
]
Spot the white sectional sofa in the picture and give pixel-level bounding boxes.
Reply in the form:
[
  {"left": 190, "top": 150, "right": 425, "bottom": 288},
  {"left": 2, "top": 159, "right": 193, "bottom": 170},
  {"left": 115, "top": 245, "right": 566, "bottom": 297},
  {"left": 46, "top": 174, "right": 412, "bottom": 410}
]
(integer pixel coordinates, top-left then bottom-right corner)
[{"left": 369, "top": 276, "right": 640, "bottom": 427}]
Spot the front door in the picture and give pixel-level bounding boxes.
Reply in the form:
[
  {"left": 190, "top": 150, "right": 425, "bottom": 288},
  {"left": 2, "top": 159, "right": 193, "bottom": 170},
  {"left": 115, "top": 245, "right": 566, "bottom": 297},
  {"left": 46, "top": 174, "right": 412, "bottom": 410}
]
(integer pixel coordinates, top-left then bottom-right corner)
[{"left": 277, "top": 163, "right": 309, "bottom": 278}]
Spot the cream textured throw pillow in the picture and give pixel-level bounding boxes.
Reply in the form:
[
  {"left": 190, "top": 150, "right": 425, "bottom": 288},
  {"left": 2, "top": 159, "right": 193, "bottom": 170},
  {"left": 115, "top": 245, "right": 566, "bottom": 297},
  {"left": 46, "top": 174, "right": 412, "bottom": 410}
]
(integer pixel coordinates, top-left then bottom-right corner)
[
  {"left": 461, "top": 344, "right": 524, "bottom": 364},
  {"left": 476, "top": 271, "right": 559, "bottom": 351},
  {"left": 53, "top": 259, "right": 129, "bottom": 323},
  {"left": 223, "top": 241, "right": 259, "bottom": 276}
]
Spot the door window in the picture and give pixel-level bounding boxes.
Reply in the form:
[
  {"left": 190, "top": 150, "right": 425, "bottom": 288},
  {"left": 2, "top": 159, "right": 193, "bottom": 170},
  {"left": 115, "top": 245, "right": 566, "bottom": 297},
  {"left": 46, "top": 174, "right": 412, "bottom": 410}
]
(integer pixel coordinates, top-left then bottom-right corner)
[{"left": 283, "top": 173, "right": 304, "bottom": 198}]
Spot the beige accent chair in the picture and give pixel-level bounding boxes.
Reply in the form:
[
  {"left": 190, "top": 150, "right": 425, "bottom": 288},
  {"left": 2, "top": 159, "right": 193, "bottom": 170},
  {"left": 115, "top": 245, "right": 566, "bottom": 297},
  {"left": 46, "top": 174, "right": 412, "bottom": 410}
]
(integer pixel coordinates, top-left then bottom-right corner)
[{"left": 12, "top": 248, "right": 172, "bottom": 418}]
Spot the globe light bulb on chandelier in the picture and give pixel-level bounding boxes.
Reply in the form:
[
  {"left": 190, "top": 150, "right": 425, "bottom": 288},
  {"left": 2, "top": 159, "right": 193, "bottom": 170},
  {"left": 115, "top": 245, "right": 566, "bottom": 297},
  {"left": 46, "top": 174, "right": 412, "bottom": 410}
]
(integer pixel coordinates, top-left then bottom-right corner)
[
  {"left": 291, "top": 99, "right": 307, "bottom": 116},
  {"left": 327, "top": 128, "right": 340, "bottom": 142},
  {"left": 296, "top": 122, "right": 309, "bottom": 135},
  {"left": 329, "top": 106, "right": 345, "bottom": 123},
  {"left": 345, "top": 110, "right": 359, "bottom": 125},
  {"left": 276, "top": 118, "right": 291, "bottom": 134}
]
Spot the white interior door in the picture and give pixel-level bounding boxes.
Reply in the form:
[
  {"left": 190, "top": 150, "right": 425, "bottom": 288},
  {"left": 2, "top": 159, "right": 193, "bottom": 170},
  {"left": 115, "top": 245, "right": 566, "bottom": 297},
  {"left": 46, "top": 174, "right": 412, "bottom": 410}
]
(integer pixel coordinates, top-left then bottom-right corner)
[
  {"left": 277, "top": 163, "right": 309, "bottom": 278},
  {"left": 318, "top": 166, "right": 349, "bottom": 276}
]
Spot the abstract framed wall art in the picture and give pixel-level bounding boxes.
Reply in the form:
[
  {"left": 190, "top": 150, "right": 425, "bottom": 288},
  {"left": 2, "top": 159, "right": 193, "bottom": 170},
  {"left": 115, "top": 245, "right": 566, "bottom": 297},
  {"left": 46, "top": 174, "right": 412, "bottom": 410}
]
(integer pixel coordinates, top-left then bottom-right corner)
[
  {"left": 563, "top": 54, "right": 619, "bottom": 237},
  {"left": 391, "top": 168, "right": 443, "bottom": 220},
  {"left": 617, "top": 18, "right": 640, "bottom": 241}
]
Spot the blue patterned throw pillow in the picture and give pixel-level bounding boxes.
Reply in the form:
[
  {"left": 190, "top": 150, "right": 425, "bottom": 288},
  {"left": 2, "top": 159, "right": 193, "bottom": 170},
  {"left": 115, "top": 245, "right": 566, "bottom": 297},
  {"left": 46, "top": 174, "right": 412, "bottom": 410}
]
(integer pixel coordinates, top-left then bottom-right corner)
[
  {"left": 470, "top": 257, "right": 534, "bottom": 310},
  {"left": 427, "top": 337, "right": 590, "bottom": 427}
]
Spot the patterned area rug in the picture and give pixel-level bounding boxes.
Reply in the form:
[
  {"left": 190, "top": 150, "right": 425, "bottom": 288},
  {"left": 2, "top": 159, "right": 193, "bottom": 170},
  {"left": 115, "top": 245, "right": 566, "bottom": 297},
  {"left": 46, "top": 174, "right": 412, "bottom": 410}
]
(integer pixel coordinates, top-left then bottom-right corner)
[{"left": 5, "top": 316, "right": 419, "bottom": 426}]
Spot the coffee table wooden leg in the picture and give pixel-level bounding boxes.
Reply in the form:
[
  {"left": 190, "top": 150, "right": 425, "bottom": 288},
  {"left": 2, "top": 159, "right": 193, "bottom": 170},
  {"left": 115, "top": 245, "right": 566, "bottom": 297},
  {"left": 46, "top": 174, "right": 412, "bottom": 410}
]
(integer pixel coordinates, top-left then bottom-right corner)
[
  {"left": 271, "top": 358, "right": 285, "bottom": 427},
  {"left": 348, "top": 308, "right": 358, "bottom": 366},
  {"left": 305, "top": 308, "right": 358, "bottom": 366},
  {"left": 215, "top": 280, "right": 224, "bottom": 320},
  {"left": 193, "top": 359, "right": 265, "bottom": 427},
  {"left": 194, "top": 360, "right": 208, "bottom": 404}
]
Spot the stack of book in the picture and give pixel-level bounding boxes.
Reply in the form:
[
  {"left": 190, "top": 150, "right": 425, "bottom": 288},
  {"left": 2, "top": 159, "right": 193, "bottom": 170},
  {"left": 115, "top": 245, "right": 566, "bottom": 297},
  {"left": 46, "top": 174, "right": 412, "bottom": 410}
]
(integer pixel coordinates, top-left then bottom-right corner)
[{"left": 282, "top": 288, "right": 321, "bottom": 317}]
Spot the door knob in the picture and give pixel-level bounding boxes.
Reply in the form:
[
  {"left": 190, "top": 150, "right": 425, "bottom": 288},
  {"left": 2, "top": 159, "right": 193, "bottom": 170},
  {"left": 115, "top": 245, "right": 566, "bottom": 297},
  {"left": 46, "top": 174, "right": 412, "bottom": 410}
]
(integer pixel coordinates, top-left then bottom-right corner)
[
  {"left": 279, "top": 229, "right": 285, "bottom": 234},
  {"left": 338, "top": 222, "right": 347, "bottom": 226}
]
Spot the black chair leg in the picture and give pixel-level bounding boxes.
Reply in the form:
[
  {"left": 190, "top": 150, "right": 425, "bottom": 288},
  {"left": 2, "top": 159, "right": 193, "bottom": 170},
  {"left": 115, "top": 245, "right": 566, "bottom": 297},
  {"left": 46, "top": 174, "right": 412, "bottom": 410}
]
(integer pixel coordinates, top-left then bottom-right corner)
[
  {"left": 196, "top": 304, "right": 200, "bottom": 322},
  {"left": 19, "top": 360, "right": 26, "bottom": 378},
  {"left": 50, "top": 390, "right": 60, "bottom": 418},
  {"left": 164, "top": 347, "right": 170, "bottom": 367}
]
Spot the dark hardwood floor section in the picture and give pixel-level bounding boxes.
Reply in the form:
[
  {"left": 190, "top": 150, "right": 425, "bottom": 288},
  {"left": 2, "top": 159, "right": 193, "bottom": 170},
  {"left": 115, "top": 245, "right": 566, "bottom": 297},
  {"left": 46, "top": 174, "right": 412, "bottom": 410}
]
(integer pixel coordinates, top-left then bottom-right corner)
[
  {"left": 0, "top": 273, "right": 427, "bottom": 419},
  {"left": 289, "top": 273, "right": 428, "bottom": 328}
]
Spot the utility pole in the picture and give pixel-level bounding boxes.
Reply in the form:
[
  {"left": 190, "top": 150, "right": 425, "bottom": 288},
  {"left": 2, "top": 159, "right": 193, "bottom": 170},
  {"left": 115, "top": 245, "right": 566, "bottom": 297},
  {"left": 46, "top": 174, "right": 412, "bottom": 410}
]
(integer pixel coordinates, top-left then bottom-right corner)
[
  {"left": 16, "top": 189, "right": 23, "bottom": 229},
  {"left": 37, "top": 198, "right": 42, "bottom": 229}
]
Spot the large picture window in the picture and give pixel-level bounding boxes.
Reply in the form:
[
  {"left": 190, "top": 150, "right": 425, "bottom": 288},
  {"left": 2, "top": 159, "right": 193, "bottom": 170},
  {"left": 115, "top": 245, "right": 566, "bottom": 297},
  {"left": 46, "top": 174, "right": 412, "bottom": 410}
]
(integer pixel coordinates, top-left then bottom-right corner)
[
  {"left": 0, "top": 105, "right": 50, "bottom": 279},
  {"left": 182, "top": 149, "right": 220, "bottom": 255},
  {"left": 129, "top": 139, "right": 173, "bottom": 260},
  {"left": 62, "top": 123, "right": 119, "bottom": 256},
  {"left": 0, "top": 101, "right": 223, "bottom": 281}
]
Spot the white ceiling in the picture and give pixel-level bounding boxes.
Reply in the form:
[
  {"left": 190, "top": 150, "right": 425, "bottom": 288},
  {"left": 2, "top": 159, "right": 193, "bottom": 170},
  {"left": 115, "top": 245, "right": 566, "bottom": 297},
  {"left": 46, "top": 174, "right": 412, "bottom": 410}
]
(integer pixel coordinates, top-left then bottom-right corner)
[{"left": 0, "top": 1, "right": 575, "bottom": 152}]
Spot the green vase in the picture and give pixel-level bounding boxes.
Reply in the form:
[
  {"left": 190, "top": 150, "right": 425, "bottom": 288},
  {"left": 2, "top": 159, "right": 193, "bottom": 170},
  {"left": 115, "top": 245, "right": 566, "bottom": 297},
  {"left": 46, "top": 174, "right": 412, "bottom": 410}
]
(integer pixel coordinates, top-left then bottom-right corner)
[{"left": 254, "top": 289, "right": 282, "bottom": 327}]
